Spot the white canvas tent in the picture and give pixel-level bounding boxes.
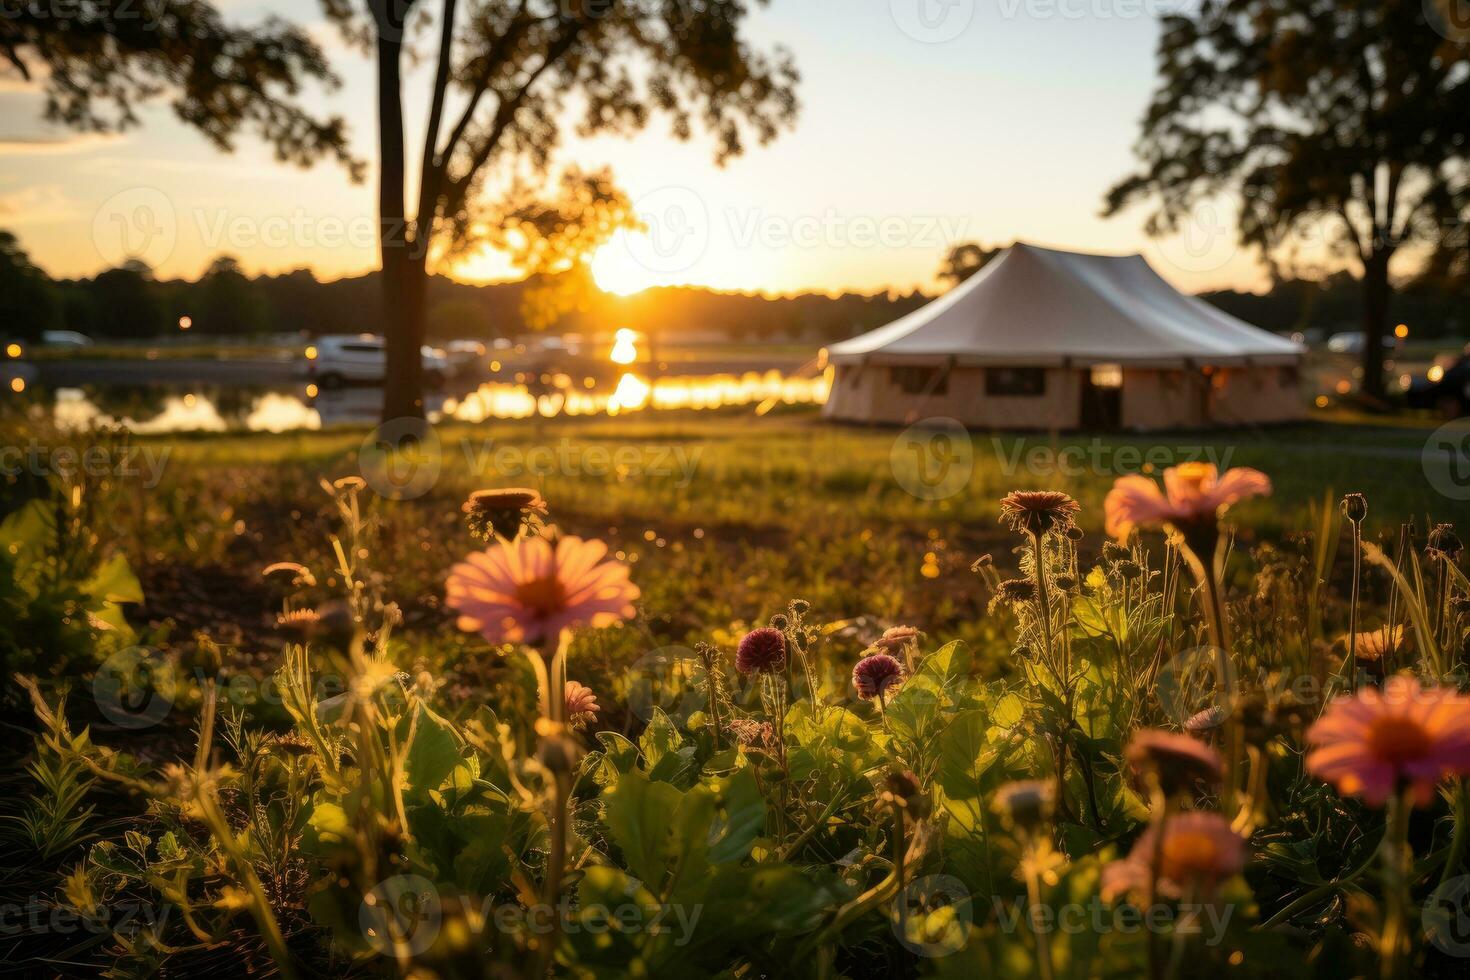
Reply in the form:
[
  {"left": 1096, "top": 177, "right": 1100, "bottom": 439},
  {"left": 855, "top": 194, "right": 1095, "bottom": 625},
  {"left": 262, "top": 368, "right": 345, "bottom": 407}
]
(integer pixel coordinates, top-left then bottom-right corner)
[{"left": 823, "top": 242, "right": 1305, "bottom": 430}]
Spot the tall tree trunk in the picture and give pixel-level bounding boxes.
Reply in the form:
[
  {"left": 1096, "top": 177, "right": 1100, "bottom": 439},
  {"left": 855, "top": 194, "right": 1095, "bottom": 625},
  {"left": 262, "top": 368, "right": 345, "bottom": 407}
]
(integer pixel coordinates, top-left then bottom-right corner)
[
  {"left": 1360, "top": 251, "right": 1392, "bottom": 402},
  {"left": 375, "top": 24, "right": 426, "bottom": 422}
]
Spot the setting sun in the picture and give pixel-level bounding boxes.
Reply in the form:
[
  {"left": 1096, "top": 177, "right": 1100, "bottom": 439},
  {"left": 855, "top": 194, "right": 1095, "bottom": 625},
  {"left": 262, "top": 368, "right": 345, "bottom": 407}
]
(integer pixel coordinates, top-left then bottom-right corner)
[{"left": 590, "top": 231, "right": 658, "bottom": 296}]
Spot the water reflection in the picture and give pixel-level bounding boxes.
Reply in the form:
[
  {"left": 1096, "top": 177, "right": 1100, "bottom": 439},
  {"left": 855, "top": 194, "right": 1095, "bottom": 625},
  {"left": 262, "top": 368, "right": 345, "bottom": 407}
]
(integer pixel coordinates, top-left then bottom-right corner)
[{"left": 36, "top": 367, "right": 832, "bottom": 434}]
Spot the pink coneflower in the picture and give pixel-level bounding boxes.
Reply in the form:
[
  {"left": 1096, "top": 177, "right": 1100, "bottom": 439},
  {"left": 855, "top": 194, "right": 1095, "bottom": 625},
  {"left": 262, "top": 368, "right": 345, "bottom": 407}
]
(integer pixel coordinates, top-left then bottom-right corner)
[
  {"left": 1101, "top": 811, "right": 1245, "bottom": 901},
  {"left": 874, "top": 625, "right": 922, "bottom": 656},
  {"left": 1103, "top": 462, "right": 1271, "bottom": 542},
  {"left": 1125, "top": 729, "right": 1224, "bottom": 797},
  {"left": 462, "top": 487, "right": 549, "bottom": 542},
  {"left": 727, "top": 718, "right": 776, "bottom": 751},
  {"left": 564, "top": 680, "right": 600, "bottom": 729},
  {"left": 853, "top": 653, "right": 905, "bottom": 702},
  {"left": 446, "top": 534, "right": 638, "bottom": 646},
  {"left": 1306, "top": 676, "right": 1470, "bottom": 806},
  {"left": 1342, "top": 624, "right": 1404, "bottom": 678},
  {"left": 999, "top": 490, "right": 1082, "bottom": 537},
  {"left": 262, "top": 561, "right": 316, "bottom": 588},
  {"left": 275, "top": 607, "right": 321, "bottom": 640},
  {"left": 735, "top": 627, "right": 786, "bottom": 676}
]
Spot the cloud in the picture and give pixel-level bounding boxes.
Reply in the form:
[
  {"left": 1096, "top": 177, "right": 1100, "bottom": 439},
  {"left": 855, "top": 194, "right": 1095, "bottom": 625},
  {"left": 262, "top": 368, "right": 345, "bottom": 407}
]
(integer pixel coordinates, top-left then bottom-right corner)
[
  {"left": 0, "top": 133, "right": 125, "bottom": 156},
  {"left": 0, "top": 184, "right": 81, "bottom": 224}
]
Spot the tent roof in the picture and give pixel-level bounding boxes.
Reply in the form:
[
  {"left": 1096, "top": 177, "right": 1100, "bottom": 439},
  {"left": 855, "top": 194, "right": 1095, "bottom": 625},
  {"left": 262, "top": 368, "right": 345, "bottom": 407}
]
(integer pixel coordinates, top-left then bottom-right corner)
[{"left": 828, "top": 242, "right": 1304, "bottom": 368}]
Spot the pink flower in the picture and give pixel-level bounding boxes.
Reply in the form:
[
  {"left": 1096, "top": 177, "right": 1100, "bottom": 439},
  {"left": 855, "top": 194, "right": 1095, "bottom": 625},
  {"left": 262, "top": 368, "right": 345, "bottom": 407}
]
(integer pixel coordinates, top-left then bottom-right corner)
[
  {"left": 564, "top": 680, "right": 600, "bottom": 729},
  {"left": 1125, "top": 729, "right": 1224, "bottom": 796},
  {"left": 852, "top": 653, "right": 905, "bottom": 701},
  {"left": 446, "top": 535, "right": 638, "bottom": 646},
  {"left": 1101, "top": 811, "right": 1245, "bottom": 902},
  {"left": 1306, "top": 676, "right": 1470, "bottom": 806},
  {"left": 1104, "top": 462, "right": 1272, "bottom": 541}
]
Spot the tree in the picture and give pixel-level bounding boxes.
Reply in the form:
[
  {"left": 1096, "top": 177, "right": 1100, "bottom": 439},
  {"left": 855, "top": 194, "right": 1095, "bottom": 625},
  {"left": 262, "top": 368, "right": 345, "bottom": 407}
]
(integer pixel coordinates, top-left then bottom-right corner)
[
  {"left": 0, "top": 231, "right": 60, "bottom": 340},
  {"left": 1, "top": 3, "right": 356, "bottom": 172},
  {"left": 195, "top": 256, "right": 270, "bottom": 336},
  {"left": 89, "top": 261, "right": 164, "bottom": 339},
  {"left": 937, "top": 242, "right": 1004, "bottom": 289},
  {"left": 319, "top": 0, "right": 800, "bottom": 420},
  {"left": 1105, "top": 0, "right": 1470, "bottom": 400}
]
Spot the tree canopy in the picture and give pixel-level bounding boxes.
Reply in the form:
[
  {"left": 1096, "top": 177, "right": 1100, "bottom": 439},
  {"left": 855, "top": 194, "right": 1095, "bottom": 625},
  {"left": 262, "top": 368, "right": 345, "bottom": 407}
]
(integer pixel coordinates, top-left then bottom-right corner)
[{"left": 1106, "top": 0, "right": 1470, "bottom": 396}]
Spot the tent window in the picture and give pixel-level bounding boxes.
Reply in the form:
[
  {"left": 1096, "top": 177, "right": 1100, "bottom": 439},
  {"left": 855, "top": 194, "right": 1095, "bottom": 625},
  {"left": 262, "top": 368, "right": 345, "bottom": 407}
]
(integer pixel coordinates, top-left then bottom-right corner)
[
  {"left": 986, "top": 367, "right": 1046, "bottom": 397},
  {"left": 892, "top": 366, "right": 948, "bottom": 395}
]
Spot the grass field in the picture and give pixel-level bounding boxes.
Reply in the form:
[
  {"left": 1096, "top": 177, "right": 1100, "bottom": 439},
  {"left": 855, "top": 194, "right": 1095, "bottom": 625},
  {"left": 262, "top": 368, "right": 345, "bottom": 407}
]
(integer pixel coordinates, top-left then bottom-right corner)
[{"left": 78, "top": 409, "right": 1465, "bottom": 675}]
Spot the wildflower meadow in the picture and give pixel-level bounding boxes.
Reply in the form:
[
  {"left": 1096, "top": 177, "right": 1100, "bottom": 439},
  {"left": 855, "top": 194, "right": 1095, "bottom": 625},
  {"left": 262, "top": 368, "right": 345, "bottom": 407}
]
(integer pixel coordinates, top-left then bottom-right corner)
[{"left": 6, "top": 412, "right": 1470, "bottom": 979}]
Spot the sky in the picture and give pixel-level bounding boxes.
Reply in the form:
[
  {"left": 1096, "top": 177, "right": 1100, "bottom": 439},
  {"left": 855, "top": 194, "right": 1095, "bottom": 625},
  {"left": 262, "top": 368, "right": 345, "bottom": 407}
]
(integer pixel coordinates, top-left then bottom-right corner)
[{"left": 0, "top": 0, "right": 1276, "bottom": 297}]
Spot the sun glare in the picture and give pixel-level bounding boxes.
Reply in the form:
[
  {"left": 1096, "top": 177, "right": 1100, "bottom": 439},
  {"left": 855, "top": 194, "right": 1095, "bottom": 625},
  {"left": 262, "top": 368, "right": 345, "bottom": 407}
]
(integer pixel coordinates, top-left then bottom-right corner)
[
  {"left": 591, "top": 231, "right": 657, "bottom": 296},
  {"left": 610, "top": 328, "right": 639, "bottom": 365}
]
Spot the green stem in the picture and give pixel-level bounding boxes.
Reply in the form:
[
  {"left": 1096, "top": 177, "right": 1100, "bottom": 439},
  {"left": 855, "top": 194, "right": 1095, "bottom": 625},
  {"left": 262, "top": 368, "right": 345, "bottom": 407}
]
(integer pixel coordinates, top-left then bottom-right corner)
[{"left": 1380, "top": 789, "right": 1414, "bottom": 980}]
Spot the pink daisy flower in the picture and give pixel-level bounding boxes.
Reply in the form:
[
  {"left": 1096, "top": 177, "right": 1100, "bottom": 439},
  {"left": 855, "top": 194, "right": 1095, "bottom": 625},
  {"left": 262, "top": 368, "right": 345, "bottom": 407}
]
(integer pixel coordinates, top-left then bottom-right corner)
[
  {"left": 1306, "top": 676, "right": 1470, "bottom": 806},
  {"left": 564, "top": 680, "right": 601, "bottom": 729},
  {"left": 853, "top": 653, "right": 905, "bottom": 701},
  {"left": 1103, "top": 462, "right": 1271, "bottom": 541},
  {"left": 446, "top": 535, "right": 638, "bottom": 646},
  {"left": 1101, "top": 811, "right": 1245, "bottom": 902}
]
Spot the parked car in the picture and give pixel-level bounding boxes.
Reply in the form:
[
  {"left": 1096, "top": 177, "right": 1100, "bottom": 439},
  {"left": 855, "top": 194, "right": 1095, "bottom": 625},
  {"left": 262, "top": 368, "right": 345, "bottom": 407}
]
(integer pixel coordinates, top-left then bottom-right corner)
[
  {"left": 1326, "top": 331, "right": 1397, "bottom": 354},
  {"left": 303, "top": 335, "right": 448, "bottom": 388},
  {"left": 41, "top": 330, "right": 93, "bottom": 348},
  {"left": 1406, "top": 354, "right": 1470, "bottom": 417},
  {"left": 444, "top": 340, "right": 487, "bottom": 375}
]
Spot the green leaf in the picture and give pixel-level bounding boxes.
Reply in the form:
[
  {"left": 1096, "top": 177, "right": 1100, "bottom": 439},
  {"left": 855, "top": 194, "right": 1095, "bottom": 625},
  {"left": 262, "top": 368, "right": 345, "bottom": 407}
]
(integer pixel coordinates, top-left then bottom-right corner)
[
  {"left": 704, "top": 768, "right": 765, "bottom": 865},
  {"left": 936, "top": 709, "right": 1003, "bottom": 799},
  {"left": 917, "top": 639, "right": 972, "bottom": 689},
  {"left": 81, "top": 553, "right": 144, "bottom": 605},
  {"left": 602, "top": 769, "right": 686, "bottom": 886},
  {"left": 403, "top": 703, "right": 463, "bottom": 802},
  {"left": 641, "top": 708, "right": 695, "bottom": 784}
]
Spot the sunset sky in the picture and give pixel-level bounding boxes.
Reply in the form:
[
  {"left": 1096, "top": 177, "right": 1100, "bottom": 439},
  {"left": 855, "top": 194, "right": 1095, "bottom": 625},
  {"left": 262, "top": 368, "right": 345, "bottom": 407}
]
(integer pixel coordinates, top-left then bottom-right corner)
[{"left": 0, "top": 1, "right": 1286, "bottom": 297}]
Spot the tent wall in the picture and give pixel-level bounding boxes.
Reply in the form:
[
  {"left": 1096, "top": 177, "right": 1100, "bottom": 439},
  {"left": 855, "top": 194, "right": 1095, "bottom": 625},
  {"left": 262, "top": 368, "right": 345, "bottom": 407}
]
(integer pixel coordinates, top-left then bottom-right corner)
[
  {"left": 824, "top": 365, "right": 1080, "bottom": 428},
  {"left": 825, "top": 363, "right": 1305, "bottom": 429}
]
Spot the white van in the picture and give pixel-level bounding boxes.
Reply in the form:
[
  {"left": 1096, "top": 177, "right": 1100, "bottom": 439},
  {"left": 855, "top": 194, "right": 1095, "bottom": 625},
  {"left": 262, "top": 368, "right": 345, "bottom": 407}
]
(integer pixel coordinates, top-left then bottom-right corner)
[{"left": 304, "top": 335, "right": 448, "bottom": 388}]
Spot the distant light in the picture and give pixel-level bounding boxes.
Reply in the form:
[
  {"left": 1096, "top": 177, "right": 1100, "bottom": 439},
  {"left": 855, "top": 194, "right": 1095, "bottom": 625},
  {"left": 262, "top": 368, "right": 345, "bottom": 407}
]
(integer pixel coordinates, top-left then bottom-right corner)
[
  {"left": 1395, "top": 323, "right": 1409, "bottom": 339},
  {"left": 1315, "top": 395, "right": 1329, "bottom": 408},
  {"left": 179, "top": 315, "right": 193, "bottom": 330},
  {"left": 610, "top": 328, "right": 639, "bottom": 365},
  {"left": 1429, "top": 365, "right": 1445, "bottom": 383},
  {"left": 1335, "top": 380, "right": 1351, "bottom": 394},
  {"left": 489, "top": 360, "right": 501, "bottom": 372},
  {"left": 183, "top": 393, "right": 197, "bottom": 407},
  {"left": 584, "top": 377, "right": 596, "bottom": 389},
  {"left": 304, "top": 345, "right": 318, "bottom": 360},
  {"left": 9, "top": 377, "right": 24, "bottom": 393},
  {"left": 4, "top": 343, "right": 20, "bottom": 359},
  {"left": 1400, "top": 374, "right": 1412, "bottom": 389},
  {"left": 305, "top": 383, "right": 319, "bottom": 398}
]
